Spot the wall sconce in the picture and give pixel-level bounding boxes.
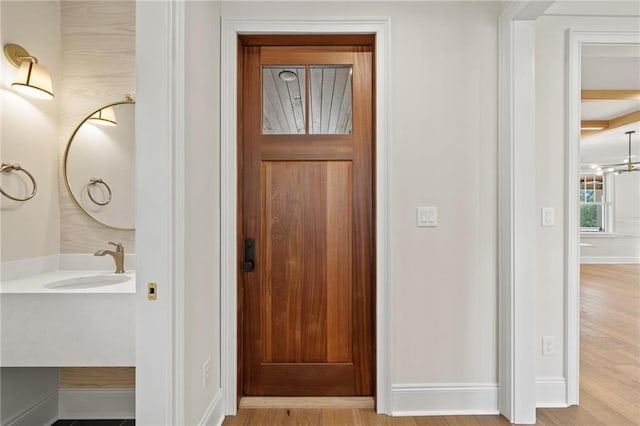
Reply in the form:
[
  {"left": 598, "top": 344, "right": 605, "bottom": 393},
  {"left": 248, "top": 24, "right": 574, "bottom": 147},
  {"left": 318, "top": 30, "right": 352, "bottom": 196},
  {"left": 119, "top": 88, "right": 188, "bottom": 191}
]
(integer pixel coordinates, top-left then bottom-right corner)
[
  {"left": 3, "top": 43, "right": 54, "bottom": 100},
  {"left": 88, "top": 106, "right": 117, "bottom": 126}
]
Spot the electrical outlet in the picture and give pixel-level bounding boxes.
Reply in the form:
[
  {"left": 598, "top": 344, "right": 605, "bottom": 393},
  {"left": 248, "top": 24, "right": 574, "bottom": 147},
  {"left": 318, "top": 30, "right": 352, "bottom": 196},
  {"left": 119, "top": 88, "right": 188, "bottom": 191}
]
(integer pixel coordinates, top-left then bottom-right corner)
[
  {"left": 542, "top": 336, "right": 555, "bottom": 356},
  {"left": 203, "top": 357, "right": 211, "bottom": 388},
  {"left": 541, "top": 207, "right": 555, "bottom": 227}
]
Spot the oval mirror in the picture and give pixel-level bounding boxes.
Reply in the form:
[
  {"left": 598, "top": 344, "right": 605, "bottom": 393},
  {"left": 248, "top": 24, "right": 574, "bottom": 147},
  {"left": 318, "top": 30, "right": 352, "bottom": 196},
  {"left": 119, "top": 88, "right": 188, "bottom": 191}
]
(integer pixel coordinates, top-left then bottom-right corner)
[{"left": 64, "top": 100, "right": 135, "bottom": 230}]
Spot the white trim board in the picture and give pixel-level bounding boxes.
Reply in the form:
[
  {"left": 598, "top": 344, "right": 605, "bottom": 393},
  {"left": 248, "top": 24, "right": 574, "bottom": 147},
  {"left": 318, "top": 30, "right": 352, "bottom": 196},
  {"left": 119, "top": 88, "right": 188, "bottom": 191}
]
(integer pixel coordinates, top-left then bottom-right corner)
[
  {"left": 497, "top": 1, "right": 554, "bottom": 423},
  {"left": 536, "top": 377, "right": 568, "bottom": 408},
  {"left": 3, "top": 392, "right": 57, "bottom": 426},
  {"left": 565, "top": 28, "right": 640, "bottom": 407},
  {"left": 220, "top": 16, "right": 391, "bottom": 416},
  {"left": 197, "top": 389, "right": 225, "bottom": 426},
  {"left": 135, "top": 1, "right": 186, "bottom": 423},
  {"left": 581, "top": 256, "right": 640, "bottom": 264},
  {"left": 58, "top": 388, "right": 135, "bottom": 419},
  {"left": 390, "top": 383, "right": 499, "bottom": 417}
]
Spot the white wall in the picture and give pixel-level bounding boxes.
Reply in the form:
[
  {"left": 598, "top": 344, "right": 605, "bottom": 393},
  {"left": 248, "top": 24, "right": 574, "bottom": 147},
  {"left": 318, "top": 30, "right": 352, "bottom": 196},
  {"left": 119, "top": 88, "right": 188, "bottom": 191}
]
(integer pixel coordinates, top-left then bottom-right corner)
[
  {"left": 581, "top": 172, "right": 640, "bottom": 263},
  {"left": 616, "top": 172, "right": 640, "bottom": 234},
  {"left": 219, "top": 0, "right": 501, "bottom": 393},
  {"left": 535, "top": 13, "right": 640, "bottom": 379},
  {"left": 0, "top": 0, "right": 61, "bottom": 262},
  {"left": 184, "top": 1, "right": 222, "bottom": 424},
  {"left": 0, "top": 368, "right": 58, "bottom": 426}
]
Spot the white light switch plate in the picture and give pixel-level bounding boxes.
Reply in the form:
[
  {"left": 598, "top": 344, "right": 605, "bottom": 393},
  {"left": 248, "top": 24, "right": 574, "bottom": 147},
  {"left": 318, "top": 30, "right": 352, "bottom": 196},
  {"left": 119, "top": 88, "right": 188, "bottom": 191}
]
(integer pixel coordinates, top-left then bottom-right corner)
[
  {"left": 541, "top": 207, "right": 555, "bottom": 227},
  {"left": 417, "top": 207, "right": 438, "bottom": 227}
]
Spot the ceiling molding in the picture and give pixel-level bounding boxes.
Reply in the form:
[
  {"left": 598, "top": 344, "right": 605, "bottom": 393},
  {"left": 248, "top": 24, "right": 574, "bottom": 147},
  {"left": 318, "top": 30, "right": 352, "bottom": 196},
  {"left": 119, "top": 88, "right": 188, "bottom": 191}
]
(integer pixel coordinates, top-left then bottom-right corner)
[
  {"left": 581, "top": 110, "right": 640, "bottom": 137},
  {"left": 581, "top": 90, "right": 640, "bottom": 101}
]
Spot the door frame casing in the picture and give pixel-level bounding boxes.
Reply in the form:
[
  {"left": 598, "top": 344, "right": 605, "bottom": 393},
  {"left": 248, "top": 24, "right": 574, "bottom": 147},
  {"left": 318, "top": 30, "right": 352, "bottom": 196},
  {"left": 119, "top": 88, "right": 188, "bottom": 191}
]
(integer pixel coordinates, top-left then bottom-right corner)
[
  {"left": 136, "top": 1, "right": 186, "bottom": 423},
  {"left": 220, "top": 17, "right": 391, "bottom": 415},
  {"left": 498, "top": 2, "right": 554, "bottom": 423},
  {"left": 565, "top": 28, "right": 640, "bottom": 407}
]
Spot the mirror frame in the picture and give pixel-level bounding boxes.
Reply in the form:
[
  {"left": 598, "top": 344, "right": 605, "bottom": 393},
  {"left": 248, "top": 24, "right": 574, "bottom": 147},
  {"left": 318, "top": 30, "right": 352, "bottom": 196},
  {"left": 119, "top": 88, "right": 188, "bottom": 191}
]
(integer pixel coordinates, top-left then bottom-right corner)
[{"left": 63, "top": 99, "right": 135, "bottom": 231}]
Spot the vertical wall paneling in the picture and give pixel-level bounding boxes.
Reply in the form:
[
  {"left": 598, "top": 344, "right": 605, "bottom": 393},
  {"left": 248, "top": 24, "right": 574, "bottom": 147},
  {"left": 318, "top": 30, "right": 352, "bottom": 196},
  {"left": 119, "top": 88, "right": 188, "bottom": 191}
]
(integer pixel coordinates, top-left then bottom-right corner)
[{"left": 59, "top": 1, "right": 136, "bottom": 253}]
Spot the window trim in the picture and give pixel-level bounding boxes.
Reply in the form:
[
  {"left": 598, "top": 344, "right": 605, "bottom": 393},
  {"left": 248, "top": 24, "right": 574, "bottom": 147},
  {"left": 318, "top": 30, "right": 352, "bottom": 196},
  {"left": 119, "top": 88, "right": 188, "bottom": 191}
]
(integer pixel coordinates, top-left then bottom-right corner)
[{"left": 579, "top": 172, "right": 615, "bottom": 234}]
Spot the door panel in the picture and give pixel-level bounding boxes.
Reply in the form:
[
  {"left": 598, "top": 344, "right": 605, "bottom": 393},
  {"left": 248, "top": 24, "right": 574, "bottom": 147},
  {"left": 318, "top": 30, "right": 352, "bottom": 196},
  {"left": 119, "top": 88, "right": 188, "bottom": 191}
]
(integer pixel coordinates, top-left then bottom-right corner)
[
  {"left": 241, "top": 40, "right": 373, "bottom": 396},
  {"left": 261, "top": 161, "right": 353, "bottom": 364}
]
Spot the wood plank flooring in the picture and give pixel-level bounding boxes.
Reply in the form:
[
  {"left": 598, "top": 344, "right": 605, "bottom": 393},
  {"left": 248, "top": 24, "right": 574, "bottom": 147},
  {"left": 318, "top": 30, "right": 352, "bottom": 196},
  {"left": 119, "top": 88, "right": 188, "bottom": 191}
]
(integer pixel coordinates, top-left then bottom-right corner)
[
  {"left": 224, "top": 264, "right": 640, "bottom": 425},
  {"left": 537, "top": 264, "right": 640, "bottom": 426}
]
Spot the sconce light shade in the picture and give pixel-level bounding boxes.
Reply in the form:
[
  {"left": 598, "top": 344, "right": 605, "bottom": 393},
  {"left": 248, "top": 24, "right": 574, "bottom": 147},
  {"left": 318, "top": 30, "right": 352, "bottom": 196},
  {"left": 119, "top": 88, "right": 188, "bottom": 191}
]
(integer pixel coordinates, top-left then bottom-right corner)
[
  {"left": 11, "top": 61, "right": 54, "bottom": 100},
  {"left": 88, "top": 106, "right": 117, "bottom": 126}
]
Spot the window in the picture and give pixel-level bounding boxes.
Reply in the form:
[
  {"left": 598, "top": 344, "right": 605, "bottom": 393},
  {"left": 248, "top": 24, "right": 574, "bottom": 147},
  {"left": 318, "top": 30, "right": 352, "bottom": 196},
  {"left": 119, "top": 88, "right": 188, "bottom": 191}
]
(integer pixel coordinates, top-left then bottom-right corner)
[
  {"left": 262, "top": 66, "right": 306, "bottom": 134},
  {"left": 262, "top": 65, "right": 353, "bottom": 135},
  {"left": 580, "top": 174, "right": 607, "bottom": 232},
  {"left": 309, "top": 65, "right": 352, "bottom": 135}
]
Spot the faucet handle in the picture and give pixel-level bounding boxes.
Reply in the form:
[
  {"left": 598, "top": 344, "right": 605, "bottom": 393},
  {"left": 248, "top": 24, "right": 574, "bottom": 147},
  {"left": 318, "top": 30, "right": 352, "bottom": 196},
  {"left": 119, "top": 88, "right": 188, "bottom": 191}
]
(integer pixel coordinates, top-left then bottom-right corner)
[{"left": 108, "top": 241, "right": 124, "bottom": 251}]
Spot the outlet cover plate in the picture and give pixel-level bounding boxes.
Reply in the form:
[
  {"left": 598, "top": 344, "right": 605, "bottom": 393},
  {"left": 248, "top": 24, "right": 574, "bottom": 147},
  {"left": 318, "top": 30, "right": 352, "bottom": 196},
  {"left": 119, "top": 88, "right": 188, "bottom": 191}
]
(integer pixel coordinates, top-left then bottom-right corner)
[
  {"left": 541, "top": 207, "right": 555, "bottom": 227},
  {"left": 417, "top": 206, "right": 438, "bottom": 227},
  {"left": 542, "top": 336, "right": 555, "bottom": 356}
]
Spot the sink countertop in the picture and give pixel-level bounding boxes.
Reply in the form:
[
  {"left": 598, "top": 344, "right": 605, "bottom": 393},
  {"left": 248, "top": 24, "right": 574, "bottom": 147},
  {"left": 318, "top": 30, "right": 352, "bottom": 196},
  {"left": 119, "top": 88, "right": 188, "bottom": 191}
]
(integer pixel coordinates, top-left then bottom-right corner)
[{"left": 0, "top": 270, "right": 135, "bottom": 294}]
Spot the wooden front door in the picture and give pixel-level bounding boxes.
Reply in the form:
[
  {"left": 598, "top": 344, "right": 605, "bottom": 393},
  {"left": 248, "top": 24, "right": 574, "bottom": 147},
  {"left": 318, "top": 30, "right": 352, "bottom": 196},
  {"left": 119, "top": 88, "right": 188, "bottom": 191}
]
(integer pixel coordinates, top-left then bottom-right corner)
[{"left": 240, "top": 36, "right": 374, "bottom": 396}]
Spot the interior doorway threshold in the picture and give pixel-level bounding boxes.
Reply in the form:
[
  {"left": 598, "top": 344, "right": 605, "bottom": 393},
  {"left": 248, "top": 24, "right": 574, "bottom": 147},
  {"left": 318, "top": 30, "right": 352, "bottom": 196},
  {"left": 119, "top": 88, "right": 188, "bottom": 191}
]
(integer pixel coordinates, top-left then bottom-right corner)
[{"left": 239, "top": 396, "right": 374, "bottom": 409}]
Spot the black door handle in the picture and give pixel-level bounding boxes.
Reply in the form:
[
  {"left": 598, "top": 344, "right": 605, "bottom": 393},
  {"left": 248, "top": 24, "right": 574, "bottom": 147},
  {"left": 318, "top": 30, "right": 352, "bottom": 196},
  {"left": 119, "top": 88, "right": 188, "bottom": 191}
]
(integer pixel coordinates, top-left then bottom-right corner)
[{"left": 243, "top": 238, "right": 255, "bottom": 272}]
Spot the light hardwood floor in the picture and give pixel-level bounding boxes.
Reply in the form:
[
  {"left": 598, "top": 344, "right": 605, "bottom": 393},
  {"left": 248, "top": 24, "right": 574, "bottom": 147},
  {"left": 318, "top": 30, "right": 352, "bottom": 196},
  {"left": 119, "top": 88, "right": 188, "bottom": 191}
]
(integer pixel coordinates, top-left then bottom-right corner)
[{"left": 224, "top": 264, "right": 640, "bottom": 425}]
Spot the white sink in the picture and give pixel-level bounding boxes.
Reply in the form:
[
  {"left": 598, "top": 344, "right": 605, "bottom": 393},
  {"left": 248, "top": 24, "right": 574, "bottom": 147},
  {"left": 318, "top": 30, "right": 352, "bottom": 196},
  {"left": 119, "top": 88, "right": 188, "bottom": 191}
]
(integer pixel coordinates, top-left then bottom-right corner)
[{"left": 45, "top": 274, "right": 130, "bottom": 290}]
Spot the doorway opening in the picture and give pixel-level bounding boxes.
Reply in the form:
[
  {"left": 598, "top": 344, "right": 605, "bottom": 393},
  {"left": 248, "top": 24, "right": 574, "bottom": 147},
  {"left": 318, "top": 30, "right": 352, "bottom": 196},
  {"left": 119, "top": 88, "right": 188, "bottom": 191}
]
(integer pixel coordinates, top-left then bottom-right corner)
[
  {"left": 575, "top": 40, "right": 640, "bottom": 416},
  {"left": 236, "top": 34, "right": 377, "bottom": 405},
  {"left": 566, "top": 29, "right": 640, "bottom": 408}
]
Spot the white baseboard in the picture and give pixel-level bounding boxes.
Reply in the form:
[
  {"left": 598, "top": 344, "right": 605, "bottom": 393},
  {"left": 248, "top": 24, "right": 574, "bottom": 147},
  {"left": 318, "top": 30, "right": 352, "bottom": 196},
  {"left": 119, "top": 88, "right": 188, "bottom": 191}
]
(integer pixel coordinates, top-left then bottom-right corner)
[
  {"left": 536, "top": 377, "right": 568, "bottom": 408},
  {"left": 58, "top": 388, "right": 135, "bottom": 419},
  {"left": 391, "top": 383, "right": 499, "bottom": 416},
  {"left": 198, "top": 389, "right": 225, "bottom": 426},
  {"left": 1, "top": 255, "right": 59, "bottom": 281},
  {"left": 5, "top": 391, "right": 58, "bottom": 426},
  {"left": 581, "top": 256, "right": 640, "bottom": 264}
]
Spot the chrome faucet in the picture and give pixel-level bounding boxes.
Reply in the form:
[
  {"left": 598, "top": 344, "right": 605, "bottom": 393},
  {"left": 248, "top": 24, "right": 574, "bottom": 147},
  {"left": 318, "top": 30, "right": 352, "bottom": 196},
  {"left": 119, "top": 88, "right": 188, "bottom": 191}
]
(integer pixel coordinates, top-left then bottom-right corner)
[{"left": 94, "top": 242, "right": 125, "bottom": 273}]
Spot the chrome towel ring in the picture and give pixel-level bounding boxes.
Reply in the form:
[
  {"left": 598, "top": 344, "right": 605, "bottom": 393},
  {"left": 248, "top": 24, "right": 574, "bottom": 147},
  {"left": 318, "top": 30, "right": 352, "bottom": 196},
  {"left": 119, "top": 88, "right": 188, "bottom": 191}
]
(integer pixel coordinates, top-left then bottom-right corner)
[
  {"left": 87, "top": 177, "right": 112, "bottom": 206},
  {"left": 0, "top": 162, "right": 37, "bottom": 201}
]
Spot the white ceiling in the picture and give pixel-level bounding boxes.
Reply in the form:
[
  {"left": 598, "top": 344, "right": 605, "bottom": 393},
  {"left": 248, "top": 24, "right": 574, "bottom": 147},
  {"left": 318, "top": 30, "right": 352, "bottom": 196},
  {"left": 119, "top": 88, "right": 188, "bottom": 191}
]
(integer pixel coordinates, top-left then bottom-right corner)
[
  {"left": 583, "top": 45, "right": 640, "bottom": 58},
  {"left": 581, "top": 56, "right": 640, "bottom": 89},
  {"left": 580, "top": 44, "right": 640, "bottom": 167},
  {"left": 581, "top": 100, "right": 640, "bottom": 121},
  {"left": 581, "top": 122, "right": 640, "bottom": 166},
  {"left": 544, "top": 1, "right": 640, "bottom": 17}
]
